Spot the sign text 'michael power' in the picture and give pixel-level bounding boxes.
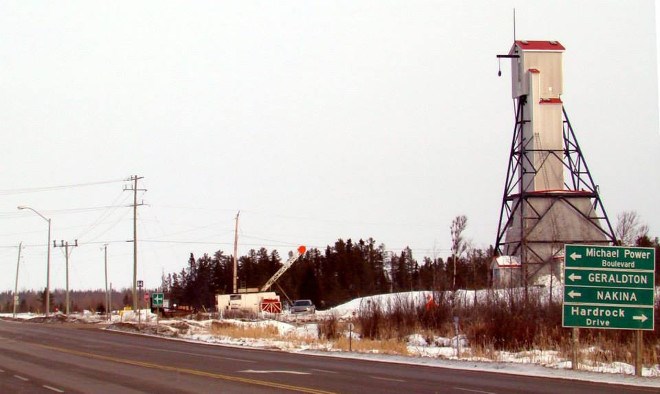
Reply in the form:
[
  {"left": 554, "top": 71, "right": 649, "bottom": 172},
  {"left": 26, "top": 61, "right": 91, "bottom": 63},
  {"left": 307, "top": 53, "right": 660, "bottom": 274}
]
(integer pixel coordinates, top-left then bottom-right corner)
[
  {"left": 585, "top": 247, "right": 652, "bottom": 260},
  {"left": 565, "top": 245, "right": 655, "bottom": 270}
]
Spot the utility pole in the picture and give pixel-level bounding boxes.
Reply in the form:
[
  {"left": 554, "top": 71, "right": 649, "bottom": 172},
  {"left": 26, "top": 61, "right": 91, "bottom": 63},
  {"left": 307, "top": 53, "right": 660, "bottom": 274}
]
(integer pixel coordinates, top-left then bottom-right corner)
[
  {"left": 233, "top": 210, "right": 240, "bottom": 294},
  {"left": 109, "top": 282, "right": 113, "bottom": 321},
  {"left": 124, "top": 175, "right": 146, "bottom": 311},
  {"left": 13, "top": 242, "right": 22, "bottom": 318},
  {"left": 54, "top": 240, "right": 78, "bottom": 315},
  {"left": 103, "top": 244, "right": 109, "bottom": 320}
]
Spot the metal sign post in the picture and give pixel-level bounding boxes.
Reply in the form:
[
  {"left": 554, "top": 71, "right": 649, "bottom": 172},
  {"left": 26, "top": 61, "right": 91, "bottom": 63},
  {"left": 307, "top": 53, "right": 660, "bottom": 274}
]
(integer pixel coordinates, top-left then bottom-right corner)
[
  {"left": 453, "top": 316, "right": 461, "bottom": 358},
  {"left": 137, "top": 280, "right": 143, "bottom": 327}
]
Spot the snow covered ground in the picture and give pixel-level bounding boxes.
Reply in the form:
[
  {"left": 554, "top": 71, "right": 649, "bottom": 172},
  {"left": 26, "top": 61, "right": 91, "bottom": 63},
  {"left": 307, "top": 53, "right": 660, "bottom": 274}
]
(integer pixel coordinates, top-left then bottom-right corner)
[{"left": 2, "top": 289, "right": 659, "bottom": 389}]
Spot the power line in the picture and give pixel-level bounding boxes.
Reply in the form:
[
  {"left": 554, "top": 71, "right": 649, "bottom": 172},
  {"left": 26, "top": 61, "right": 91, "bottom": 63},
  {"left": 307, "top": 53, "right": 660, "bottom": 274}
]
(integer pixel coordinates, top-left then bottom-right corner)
[
  {"left": 135, "top": 239, "right": 306, "bottom": 250},
  {"left": 0, "top": 178, "right": 126, "bottom": 195},
  {"left": 0, "top": 204, "right": 131, "bottom": 219},
  {"left": 143, "top": 206, "right": 447, "bottom": 230},
  {"left": 79, "top": 209, "right": 132, "bottom": 244},
  {"left": 238, "top": 234, "right": 299, "bottom": 247},
  {"left": 75, "top": 191, "right": 131, "bottom": 241}
]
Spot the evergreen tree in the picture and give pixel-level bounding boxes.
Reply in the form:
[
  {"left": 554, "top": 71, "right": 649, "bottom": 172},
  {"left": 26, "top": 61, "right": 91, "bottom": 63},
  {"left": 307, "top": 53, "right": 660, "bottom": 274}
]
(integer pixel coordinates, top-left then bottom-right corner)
[
  {"left": 322, "top": 243, "right": 344, "bottom": 305},
  {"left": 211, "top": 250, "right": 232, "bottom": 295},
  {"left": 255, "top": 247, "right": 275, "bottom": 288},
  {"left": 392, "top": 247, "right": 416, "bottom": 291},
  {"left": 194, "top": 253, "right": 214, "bottom": 310},
  {"left": 161, "top": 237, "right": 500, "bottom": 309},
  {"left": 182, "top": 253, "right": 197, "bottom": 308},
  {"left": 238, "top": 250, "right": 259, "bottom": 290},
  {"left": 122, "top": 291, "right": 131, "bottom": 308},
  {"left": 170, "top": 270, "right": 186, "bottom": 306},
  {"left": 37, "top": 287, "right": 53, "bottom": 313}
]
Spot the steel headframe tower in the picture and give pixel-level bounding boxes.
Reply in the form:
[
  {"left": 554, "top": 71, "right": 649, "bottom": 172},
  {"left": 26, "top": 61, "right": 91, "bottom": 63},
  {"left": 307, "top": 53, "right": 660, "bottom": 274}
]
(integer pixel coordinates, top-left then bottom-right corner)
[{"left": 494, "top": 40, "right": 615, "bottom": 289}]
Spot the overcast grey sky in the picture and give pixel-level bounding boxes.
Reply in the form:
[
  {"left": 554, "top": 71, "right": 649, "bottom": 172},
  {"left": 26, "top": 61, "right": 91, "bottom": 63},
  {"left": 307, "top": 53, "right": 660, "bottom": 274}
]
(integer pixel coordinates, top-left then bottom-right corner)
[{"left": 1, "top": 1, "right": 658, "bottom": 293}]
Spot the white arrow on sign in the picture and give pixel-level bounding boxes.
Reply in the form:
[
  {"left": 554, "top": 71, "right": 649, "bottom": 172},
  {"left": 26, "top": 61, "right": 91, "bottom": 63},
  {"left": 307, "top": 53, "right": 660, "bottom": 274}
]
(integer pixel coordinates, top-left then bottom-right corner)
[
  {"left": 633, "top": 314, "right": 648, "bottom": 323},
  {"left": 570, "top": 252, "right": 582, "bottom": 261},
  {"left": 567, "top": 290, "right": 581, "bottom": 299},
  {"left": 568, "top": 273, "right": 582, "bottom": 281}
]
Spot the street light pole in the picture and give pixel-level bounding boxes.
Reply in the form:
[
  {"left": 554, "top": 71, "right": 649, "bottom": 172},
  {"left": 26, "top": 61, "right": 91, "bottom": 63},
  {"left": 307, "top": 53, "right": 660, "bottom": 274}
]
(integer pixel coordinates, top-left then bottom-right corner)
[
  {"left": 46, "top": 217, "right": 51, "bottom": 315},
  {"left": 13, "top": 242, "right": 22, "bottom": 318},
  {"left": 17, "top": 206, "right": 52, "bottom": 316}
]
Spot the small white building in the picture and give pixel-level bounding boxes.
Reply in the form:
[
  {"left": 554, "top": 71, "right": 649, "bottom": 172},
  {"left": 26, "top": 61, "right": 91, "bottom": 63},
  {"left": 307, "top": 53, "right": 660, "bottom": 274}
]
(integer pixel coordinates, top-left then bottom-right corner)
[
  {"left": 491, "top": 256, "right": 522, "bottom": 288},
  {"left": 216, "top": 291, "right": 280, "bottom": 313}
]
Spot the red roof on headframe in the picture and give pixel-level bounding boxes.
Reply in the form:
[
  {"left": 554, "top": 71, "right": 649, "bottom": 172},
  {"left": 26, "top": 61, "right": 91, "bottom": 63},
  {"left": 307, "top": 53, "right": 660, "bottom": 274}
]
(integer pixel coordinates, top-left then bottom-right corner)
[{"left": 515, "top": 40, "right": 565, "bottom": 51}]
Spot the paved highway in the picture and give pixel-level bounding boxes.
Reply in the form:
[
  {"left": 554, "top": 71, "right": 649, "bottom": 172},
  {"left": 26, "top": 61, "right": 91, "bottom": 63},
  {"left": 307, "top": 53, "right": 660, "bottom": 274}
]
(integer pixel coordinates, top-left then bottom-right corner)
[{"left": 0, "top": 320, "right": 655, "bottom": 393}]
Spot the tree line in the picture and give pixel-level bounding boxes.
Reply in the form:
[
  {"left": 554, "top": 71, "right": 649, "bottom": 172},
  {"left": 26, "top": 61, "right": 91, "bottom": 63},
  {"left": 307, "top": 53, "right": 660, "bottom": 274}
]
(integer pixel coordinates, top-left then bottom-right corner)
[
  {"left": 157, "top": 209, "right": 660, "bottom": 312},
  {"left": 0, "top": 288, "right": 137, "bottom": 315},
  {"left": 161, "top": 237, "right": 493, "bottom": 311},
  {"left": 0, "top": 237, "right": 492, "bottom": 314},
  {"left": 2, "top": 211, "right": 657, "bottom": 314}
]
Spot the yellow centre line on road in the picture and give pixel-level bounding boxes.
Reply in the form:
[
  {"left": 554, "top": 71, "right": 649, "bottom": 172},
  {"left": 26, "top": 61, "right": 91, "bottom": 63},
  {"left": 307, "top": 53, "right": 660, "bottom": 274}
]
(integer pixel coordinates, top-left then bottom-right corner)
[{"left": 36, "top": 343, "right": 335, "bottom": 394}]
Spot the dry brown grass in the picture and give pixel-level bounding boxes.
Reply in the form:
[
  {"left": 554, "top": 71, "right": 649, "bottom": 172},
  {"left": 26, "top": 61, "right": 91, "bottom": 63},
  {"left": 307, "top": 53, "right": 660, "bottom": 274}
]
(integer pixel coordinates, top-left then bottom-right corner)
[
  {"left": 210, "top": 320, "right": 279, "bottom": 339},
  {"left": 208, "top": 293, "right": 660, "bottom": 367},
  {"left": 468, "top": 341, "right": 498, "bottom": 360},
  {"left": 331, "top": 336, "right": 409, "bottom": 355},
  {"left": 209, "top": 319, "right": 409, "bottom": 355}
]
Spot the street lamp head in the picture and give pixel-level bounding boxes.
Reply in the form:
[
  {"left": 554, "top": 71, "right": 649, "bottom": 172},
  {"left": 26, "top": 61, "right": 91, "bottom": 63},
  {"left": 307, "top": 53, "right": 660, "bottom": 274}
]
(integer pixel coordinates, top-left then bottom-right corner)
[{"left": 17, "top": 206, "right": 50, "bottom": 222}]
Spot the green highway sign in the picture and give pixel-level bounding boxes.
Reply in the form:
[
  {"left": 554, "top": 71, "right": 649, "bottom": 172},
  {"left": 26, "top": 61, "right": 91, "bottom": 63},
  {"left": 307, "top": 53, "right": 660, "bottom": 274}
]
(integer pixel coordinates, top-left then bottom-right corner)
[
  {"left": 152, "top": 292, "right": 164, "bottom": 307},
  {"left": 563, "top": 304, "right": 653, "bottom": 330},
  {"left": 564, "top": 245, "right": 655, "bottom": 270},
  {"left": 563, "top": 244, "right": 655, "bottom": 331},
  {"left": 563, "top": 286, "right": 654, "bottom": 306},
  {"left": 564, "top": 268, "right": 654, "bottom": 289}
]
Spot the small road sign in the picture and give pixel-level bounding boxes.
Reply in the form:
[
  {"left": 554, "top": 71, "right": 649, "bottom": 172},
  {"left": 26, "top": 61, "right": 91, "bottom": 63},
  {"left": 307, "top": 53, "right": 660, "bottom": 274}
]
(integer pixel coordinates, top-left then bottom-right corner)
[
  {"left": 563, "top": 244, "right": 655, "bottom": 330},
  {"left": 152, "top": 292, "right": 164, "bottom": 307}
]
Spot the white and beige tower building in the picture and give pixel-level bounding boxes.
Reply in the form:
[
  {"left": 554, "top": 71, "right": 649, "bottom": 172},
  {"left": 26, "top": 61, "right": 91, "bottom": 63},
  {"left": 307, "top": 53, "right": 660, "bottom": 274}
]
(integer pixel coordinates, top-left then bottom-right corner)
[{"left": 493, "top": 40, "right": 615, "bottom": 288}]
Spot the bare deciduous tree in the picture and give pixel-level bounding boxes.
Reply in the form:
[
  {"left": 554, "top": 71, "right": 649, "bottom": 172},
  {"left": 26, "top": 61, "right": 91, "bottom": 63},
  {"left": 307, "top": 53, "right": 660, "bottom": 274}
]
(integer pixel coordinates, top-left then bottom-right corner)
[
  {"left": 615, "top": 211, "right": 648, "bottom": 246},
  {"left": 450, "top": 215, "right": 468, "bottom": 289}
]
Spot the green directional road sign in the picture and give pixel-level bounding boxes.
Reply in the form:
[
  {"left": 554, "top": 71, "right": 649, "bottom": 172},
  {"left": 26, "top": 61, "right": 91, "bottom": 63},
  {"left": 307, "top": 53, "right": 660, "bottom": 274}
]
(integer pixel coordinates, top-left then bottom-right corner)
[
  {"left": 152, "top": 292, "right": 164, "bottom": 307},
  {"left": 563, "top": 244, "right": 655, "bottom": 330},
  {"left": 564, "top": 245, "right": 655, "bottom": 270},
  {"left": 564, "top": 269, "right": 653, "bottom": 289},
  {"left": 563, "top": 305, "right": 653, "bottom": 330},
  {"left": 563, "top": 286, "right": 654, "bottom": 306}
]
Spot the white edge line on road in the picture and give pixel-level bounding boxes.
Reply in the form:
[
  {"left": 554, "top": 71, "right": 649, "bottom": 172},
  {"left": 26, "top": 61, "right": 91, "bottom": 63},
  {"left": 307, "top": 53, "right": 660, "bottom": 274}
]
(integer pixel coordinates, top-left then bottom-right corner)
[
  {"left": 454, "top": 387, "right": 497, "bottom": 394},
  {"left": 220, "top": 356, "right": 256, "bottom": 363},
  {"left": 239, "top": 369, "right": 311, "bottom": 375},
  {"left": 311, "top": 369, "right": 337, "bottom": 374},
  {"left": 369, "top": 375, "right": 405, "bottom": 382},
  {"left": 13, "top": 374, "right": 29, "bottom": 381},
  {"left": 43, "top": 385, "right": 65, "bottom": 393}
]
